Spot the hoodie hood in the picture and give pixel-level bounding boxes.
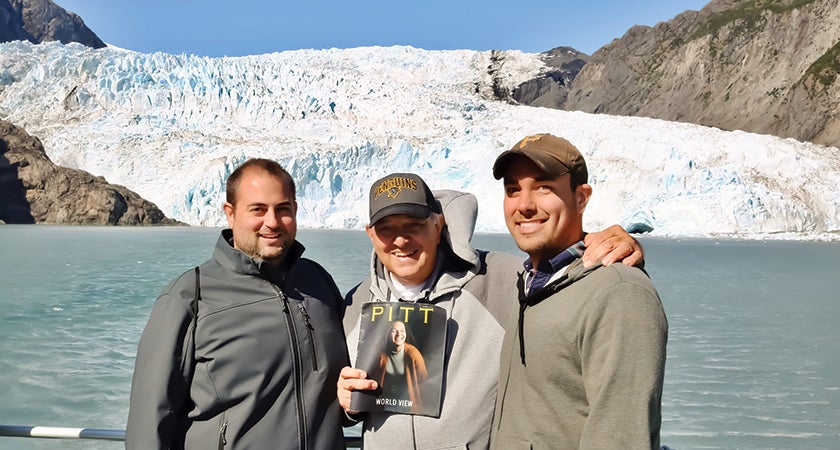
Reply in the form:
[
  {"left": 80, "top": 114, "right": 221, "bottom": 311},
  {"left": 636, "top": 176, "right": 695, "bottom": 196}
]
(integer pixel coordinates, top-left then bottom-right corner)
[{"left": 433, "top": 189, "right": 480, "bottom": 268}]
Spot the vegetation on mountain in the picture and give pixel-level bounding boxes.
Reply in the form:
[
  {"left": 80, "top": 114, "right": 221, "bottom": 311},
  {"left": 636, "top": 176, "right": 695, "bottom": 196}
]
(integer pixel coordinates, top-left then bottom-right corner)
[
  {"left": 802, "top": 41, "right": 840, "bottom": 88},
  {"left": 687, "top": 0, "right": 820, "bottom": 42}
]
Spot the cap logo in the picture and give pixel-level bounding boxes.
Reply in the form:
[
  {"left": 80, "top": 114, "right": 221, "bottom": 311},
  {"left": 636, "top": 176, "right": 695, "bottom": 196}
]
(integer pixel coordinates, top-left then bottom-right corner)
[
  {"left": 373, "top": 176, "right": 418, "bottom": 200},
  {"left": 517, "top": 134, "right": 543, "bottom": 149}
]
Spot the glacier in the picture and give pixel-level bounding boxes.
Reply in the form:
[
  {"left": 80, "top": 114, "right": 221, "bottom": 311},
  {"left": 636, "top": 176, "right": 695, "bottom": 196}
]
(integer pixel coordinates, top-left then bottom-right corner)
[{"left": 1, "top": 40, "right": 839, "bottom": 239}]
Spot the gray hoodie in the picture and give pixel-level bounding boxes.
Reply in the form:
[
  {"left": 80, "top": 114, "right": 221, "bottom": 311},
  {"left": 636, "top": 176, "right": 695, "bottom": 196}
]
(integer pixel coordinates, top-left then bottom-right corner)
[{"left": 343, "top": 190, "right": 522, "bottom": 449}]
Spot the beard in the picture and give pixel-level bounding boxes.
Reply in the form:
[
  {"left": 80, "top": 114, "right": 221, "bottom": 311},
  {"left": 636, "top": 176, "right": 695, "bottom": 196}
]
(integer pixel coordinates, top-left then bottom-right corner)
[
  {"left": 512, "top": 235, "right": 562, "bottom": 262},
  {"left": 238, "top": 238, "right": 292, "bottom": 267}
]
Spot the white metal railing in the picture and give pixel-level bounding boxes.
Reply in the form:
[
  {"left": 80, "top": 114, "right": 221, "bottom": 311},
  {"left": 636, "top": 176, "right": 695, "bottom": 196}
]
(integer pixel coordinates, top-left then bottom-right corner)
[
  {"left": 0, "top": 424, "right": 675, "bottom": 449},
  {"left": 0, "top": 425, "right": 124, "bottom": 441},
  {"left": 0, "top": 424, "right": 362, "bottom": 447}
]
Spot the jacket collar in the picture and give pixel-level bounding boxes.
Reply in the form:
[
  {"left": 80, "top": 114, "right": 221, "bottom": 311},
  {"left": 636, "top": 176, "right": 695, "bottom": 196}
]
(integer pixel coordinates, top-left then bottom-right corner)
[
  {"left": 516, "top": 249, "right": 601, "bottom": 366},
  {"left": 523, "top": 241, "right": 586, "bottom": 297}
]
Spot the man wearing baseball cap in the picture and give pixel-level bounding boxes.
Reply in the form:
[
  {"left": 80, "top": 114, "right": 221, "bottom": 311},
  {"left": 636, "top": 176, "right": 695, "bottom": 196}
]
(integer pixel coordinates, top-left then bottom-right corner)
[
  {"left": 337, "top": 169, "right": 645, "bottom": 449},
  {"left": 491, "top": 134, "right": 668, "bottom": 449}
]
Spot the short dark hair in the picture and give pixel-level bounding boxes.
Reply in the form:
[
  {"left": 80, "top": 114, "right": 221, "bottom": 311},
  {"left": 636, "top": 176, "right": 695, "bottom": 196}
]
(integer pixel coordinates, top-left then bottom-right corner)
[
  {"left": 570, "top": 176, "right": 584, "bottom": 192},
  {"left": 226, "top": 158, "right": 296, "bottom": 205}
]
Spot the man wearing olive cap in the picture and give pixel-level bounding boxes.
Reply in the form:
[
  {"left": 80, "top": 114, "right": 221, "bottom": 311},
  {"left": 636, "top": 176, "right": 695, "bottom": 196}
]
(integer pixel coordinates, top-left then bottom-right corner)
[{"left": 491, "top": 134, "right": 668, "bottom": 449}]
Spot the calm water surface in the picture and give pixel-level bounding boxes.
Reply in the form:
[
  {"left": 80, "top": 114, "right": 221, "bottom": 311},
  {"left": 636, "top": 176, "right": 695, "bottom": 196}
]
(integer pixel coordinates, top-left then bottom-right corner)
[{"left": 0, "top": 226, "right": 838, "bottom": 449}]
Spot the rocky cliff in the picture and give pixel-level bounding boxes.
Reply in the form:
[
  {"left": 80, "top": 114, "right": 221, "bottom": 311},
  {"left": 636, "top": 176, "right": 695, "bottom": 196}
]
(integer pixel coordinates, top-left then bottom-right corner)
[
  {"left": 0, "top": 0, "right": 105, "bottom": 48},
  {"left": 510, "top": 46, "right": 589, "bottom": 108},
  {"left": 0, "top": 120, "right": 181, "bottom": 225},
  {"left": 561, "top": 0, "right": 840, "bottom": 148}
]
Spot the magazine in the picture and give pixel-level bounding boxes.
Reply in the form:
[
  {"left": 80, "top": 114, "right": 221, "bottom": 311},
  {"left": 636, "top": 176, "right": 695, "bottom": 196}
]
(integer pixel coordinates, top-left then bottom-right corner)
[{"left": 350, "top": 302, "right": 447, "bottom": 417}]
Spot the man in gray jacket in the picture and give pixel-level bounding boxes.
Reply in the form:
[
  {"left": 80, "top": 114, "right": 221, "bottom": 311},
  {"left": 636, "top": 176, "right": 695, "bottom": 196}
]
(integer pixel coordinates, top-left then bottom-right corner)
[
  {"left": 126, "top": 158, "right": 349, "bottom": 449},
  {"left": 338, "top": 172, "right": 643, "bottom": 449},
  {"left": 491, "top": 134, "right": 668, "bottom": 449}
]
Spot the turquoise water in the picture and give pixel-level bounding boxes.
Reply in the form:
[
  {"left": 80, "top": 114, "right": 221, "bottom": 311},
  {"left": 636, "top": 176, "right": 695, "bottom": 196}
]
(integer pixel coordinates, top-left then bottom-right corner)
[{"left": 0, "top": 226, "right": 838, "bottom": 449}]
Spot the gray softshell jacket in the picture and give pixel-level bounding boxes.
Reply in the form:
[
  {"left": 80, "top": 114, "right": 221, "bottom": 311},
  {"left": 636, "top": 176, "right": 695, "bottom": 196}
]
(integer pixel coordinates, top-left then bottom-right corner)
[
  {"left": 126, "top": 229, "right": 349, "bottom": 449},
  {"left": 343, "top": 190, "right": 522, "bottom": 449}
]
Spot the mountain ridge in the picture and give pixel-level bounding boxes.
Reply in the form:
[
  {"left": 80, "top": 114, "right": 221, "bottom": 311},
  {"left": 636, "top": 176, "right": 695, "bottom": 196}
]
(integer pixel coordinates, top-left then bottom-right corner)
[
  {"left": 0, "top": 0, "right": 104, "bottom": 49},
  {"left": 559, "top": 0, "right": 840, "bottom": 147}
]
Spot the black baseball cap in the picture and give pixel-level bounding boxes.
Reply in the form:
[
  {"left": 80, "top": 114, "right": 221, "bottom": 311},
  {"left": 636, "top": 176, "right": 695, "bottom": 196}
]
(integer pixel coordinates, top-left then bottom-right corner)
[{"left": 368, "top": 172, "right": 441, "bottom": 225}]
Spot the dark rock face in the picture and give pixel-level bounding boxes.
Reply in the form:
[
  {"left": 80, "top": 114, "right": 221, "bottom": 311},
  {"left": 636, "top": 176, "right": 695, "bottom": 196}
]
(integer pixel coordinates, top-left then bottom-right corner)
[
  {"left": 0, "top": 0, "right": 32, "bottom": 43},
  {"left": 0, "top": 0, "right": 105, "bottom": 48},
  {"left": 0, "top": 120, "right": 182, "bottom": 225},
  {"left": 561, "top": 0, "right": 840, "bottom": 147},
  {"left": 512, "top": 47, "right": 589, "bottom": 109}
]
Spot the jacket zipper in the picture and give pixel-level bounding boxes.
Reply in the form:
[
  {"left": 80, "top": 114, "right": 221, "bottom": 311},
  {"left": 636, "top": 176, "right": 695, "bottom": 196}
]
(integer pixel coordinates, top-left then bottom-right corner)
[
  {"left": 274, "top": 286, "right": 308, "bottom": 450},
  {"left": 298, "top": 304, "right": 319, "bottom": 371},
  {"left": 217, "top": 418, "right": 227, "bottom": 449}
]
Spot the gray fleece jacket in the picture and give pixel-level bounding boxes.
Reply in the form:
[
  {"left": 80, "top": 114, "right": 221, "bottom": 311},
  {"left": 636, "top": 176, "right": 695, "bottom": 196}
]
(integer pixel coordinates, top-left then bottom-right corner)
[
  {"left": 492, "top": 258, "right": 668, "bottom": 450},
  {"left": 343, "top": 190, "right": 522, "bottom": 449}
]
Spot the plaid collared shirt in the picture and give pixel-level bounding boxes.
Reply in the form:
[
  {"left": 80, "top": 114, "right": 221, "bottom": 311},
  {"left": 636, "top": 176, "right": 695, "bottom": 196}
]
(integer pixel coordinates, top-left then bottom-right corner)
[{"left": 523, "top": 240, "right": 586, "bottom": 297}]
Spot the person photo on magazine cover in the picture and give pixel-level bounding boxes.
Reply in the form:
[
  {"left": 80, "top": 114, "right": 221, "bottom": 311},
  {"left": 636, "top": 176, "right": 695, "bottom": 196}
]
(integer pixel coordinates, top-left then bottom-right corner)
[
  {"left": 348, "top": 302, "right": 446, "bottom": 416},
  {"left": 377, "top": 320, "right": 428, "bottom": 412}
]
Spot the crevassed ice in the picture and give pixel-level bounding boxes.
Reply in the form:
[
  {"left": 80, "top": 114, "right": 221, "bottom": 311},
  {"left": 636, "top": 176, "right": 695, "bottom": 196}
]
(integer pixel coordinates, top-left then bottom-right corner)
[{"left": 0, "top": 41, "right": 838, "bottom": 239}]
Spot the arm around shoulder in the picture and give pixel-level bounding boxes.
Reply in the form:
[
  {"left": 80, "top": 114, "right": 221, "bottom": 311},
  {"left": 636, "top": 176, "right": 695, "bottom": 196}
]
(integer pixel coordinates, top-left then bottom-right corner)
[{"left": 583, "top": 224, "right": 645, "bottom": 267}]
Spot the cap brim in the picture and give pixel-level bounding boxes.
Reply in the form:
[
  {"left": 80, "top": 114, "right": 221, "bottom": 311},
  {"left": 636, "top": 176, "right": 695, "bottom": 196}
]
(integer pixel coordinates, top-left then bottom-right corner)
[
  {"left": 492, "top": 150, "right": 571, "bottom": 180},
  {"left": 370, "top": 204, "right": 432, "bottom": 225}
]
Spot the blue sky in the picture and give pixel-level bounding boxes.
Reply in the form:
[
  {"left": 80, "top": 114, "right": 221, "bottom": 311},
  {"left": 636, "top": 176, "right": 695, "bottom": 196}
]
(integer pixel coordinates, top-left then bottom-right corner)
[{"left": 56, "top": 0, "right": 709, "bottom": 57}]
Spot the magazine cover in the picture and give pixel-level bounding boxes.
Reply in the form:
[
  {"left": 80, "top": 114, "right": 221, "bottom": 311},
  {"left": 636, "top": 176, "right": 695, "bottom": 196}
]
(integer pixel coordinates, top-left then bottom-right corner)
[{"left": 350, "top": 302, "right": 447, "bottom": 417}]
